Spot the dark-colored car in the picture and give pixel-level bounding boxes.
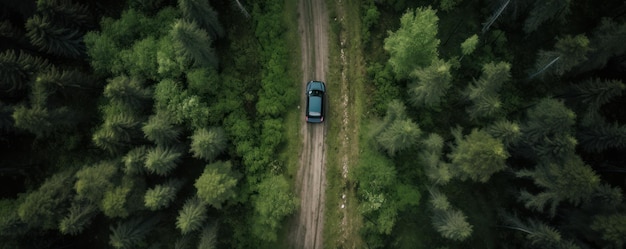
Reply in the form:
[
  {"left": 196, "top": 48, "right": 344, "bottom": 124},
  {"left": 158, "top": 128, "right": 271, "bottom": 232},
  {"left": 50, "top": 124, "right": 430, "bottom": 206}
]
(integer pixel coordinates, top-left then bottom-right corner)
[{"left": 306, "top": 81, "right": 326, "bottom": 123}]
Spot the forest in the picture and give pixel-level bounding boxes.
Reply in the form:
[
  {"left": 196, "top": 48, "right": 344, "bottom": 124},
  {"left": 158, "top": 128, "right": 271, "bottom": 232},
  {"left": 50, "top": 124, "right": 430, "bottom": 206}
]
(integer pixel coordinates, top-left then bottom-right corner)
[{"left": 0, "top": 0, "right": 625, "bottom": 248}]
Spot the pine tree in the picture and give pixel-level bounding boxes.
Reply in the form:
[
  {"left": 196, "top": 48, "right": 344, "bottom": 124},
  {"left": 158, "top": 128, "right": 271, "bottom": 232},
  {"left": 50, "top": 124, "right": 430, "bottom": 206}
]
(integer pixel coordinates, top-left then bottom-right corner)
[
  {"left": 460, "top": 34, "right": 478, "bottom": 56},
  {"left": 428, "top": 188, "right": 451, "bottom": 211},
  {"left": 384, "top": 7, "right": 440, "bottom": 79},
  {"left": 194, "top": 161, "right": 238, "bottom": 209},
  {"left": 591, "top": 213, "right": 626, "bottom": 248},
  {"left": 59, "top": 201, "right": 97, "bottom": 235},
  {"left": 449, "top": 129, "right": 509, "bottom": 182},
  {"left": 502, "top": 213, "right": 580, "bottom": 248},
  {"left": 178, "top": 0, "right": 224, "bottom": 38},
  {"left": 104, "top": 76, "right": 152, "bottom": 110},
  {"left": 176, "top": 197, "right": 208, "bottom": 235},
  {"left": 523, "top": 0, "right": 572, "bottom": 34},
  {"left": 36, "top": 0, "right": 91, "bottom": 29},
  {"left": 101, "top": 176, "right": 145, "bottom": 219},
  {"left": 432, "top": 209, "right": 473, "bottom": 241},
  {"left": 486, "top": 119, "right": 522, "bottom": 147},
  {"left": 582, "top": 18, "right": 626, "bottom": 72},
  {"left": 198, "top": 223, "right": 217, "bottom": 249},
  {"left": 144, "top": 179, "right": 183, "bottom": 211},
  {"left": 144, "top": 146, "right": 182, "bottom": 176},
  {"left": 523, "top": 98, "right": 575, "bottom": 144},
  {"left": 376, "top": 119, "right": 422, "bottom": 156},
  {"left": 0, "top": 50, "right": 49, "bottom": 92},
  {"left": 466, "top": 62, "right": 510, "bottom": 120},
  {"left": 25, "top": 14, "right": 83, "bottom": 58},
  {"left": 517, "top": 155, "right": 600, "bottom": 216},
  {"left": 190, "top": 127, "right": 227, "bottom": 161},
  {"left": 533, "top": 34, "right": 591, "bottom": 77},
  {"left": 109, "top": 217, "right": 160, "bottom": 249},
  {"left": 142, "top": 113, "right": 181, "bottom": 147},
  {"left": 17, "top": 170, "right": 74, "bottom": 230},
  {"left": 408, "top": 58, "right": 453, "bottom": 108},
  {"left": 93, "top": 112, "right": 141, "bottom": 154},
  {"left": 122, "top": 146, "right": 148, "bottom": 175},
  {"left": 569, "top": 78, "right": 625, "bottom": 113},
  {"left": 170, "top": 19, "right": 217, "bottom": 69},
  {"left": 75, "top": 160, "right": 118, "bottom": 203}
]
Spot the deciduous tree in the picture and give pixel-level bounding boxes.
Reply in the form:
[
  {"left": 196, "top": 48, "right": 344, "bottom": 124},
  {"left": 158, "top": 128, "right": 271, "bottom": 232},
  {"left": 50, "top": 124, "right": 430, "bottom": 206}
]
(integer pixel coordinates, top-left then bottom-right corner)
[
  {"left": 195, "top": 161, "right": 238, "bottom": 209},
  {"left": 384, "top": 7, "right": 440, "bottom": 79},
  {"left": 251, "top": 175, "right": 299, "bottom": 241}
]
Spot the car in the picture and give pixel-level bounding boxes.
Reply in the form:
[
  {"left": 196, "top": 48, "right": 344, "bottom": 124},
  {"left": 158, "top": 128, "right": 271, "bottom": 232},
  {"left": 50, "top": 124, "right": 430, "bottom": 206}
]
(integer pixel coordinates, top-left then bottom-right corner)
[{"left": 306, "top": 80, "right": 326, "bottom": 123}]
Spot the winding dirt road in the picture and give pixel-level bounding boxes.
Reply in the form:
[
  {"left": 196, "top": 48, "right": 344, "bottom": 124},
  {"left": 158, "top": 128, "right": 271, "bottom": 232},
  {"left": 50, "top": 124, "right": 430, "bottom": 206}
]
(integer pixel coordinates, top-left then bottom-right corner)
[{"left": 290, "top": 0, "right": 329, "bottom": 248}]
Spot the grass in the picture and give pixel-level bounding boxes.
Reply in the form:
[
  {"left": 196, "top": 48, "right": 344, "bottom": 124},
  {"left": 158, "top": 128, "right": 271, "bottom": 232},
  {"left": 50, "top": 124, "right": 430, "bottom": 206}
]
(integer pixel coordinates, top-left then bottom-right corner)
[{"left": 323, "top": 0, "right": 367, "bottom": 248}]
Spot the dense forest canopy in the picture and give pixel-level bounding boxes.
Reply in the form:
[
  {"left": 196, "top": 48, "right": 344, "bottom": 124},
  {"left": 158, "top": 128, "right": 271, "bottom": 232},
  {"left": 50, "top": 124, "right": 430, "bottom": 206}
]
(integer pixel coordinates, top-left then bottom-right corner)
[{"left": 0, "top": 0, "right": 625, "bottom": 248}]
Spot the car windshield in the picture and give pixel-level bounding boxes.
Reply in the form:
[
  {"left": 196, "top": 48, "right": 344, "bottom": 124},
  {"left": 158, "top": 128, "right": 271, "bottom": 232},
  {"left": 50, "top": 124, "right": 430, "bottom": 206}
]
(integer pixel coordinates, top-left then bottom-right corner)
[
  {"left": 309, "top": 90, "right": 322, "bottom": 96},
  {"left": 309, "top": 112, "right": 321, "bottom": 117}
]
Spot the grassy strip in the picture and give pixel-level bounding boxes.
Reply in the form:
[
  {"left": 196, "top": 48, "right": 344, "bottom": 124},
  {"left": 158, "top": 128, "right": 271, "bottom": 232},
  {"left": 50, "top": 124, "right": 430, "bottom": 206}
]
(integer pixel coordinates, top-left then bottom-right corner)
[{"left": 324, "top": 0, "right": 366, "bottom": 247}]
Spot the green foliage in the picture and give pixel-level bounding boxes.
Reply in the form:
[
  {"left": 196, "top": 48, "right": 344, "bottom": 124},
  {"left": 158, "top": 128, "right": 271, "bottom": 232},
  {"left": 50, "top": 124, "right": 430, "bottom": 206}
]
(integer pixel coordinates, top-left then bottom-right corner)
[
  {"left": 195, "top": 161, "right": 238, "bottom": 209},
  {"left": 12, "top": 105, "right": 71, "bottom": 138},
  {"left": 408, "top": 58, "right": 453, "bottom": 108},
  {"left": 486, "top": 119, "right": 522, "bottom": 147},
  {"left": 429, "top": 188, "right": 451, "bottom": 211},
  {"left": 460, "top": 34, "right": 478, "bottom": 56},
  {"left": 583, "top": 18, "right": 626, "bottom": 71},
  {"left": 59, "top": 202, "right": 97, "bottom": 235},
  {"left": 517, "top": 155, "right": 600, "bottom": 216},
  {"left": 109, "top": 217, "right": 160, "bottom": 249},
  {"left": 466, "top": 61, "right": 511, "bottom": 120},
  {"left": 118, "top": 36, "right": 160, "bottom": 80},
  {"left": 523, "top": 98, "right": 576, "bottom": 145},
  {"left": 384, "top": 7, "right": 440, "bottom": 79},
  {"left": 198, "top": 223, "right": 217, "bottom": 249},
  {"left": 142, "top": 113, "right": 181, "bottom": 147},
  {"left": 533, "top": 34, "right": 591, "bottom": 77},
  {"left": 571, "top": 78, "right": 625, "bottom": 113},
  {"left": 176, "top": 197, "right": 207, "bottom": 235},
  {"left": 591, "top": 213, "right": 626, "bottom": 248},
  {"left": 17, "top": 170, "right": 74, "bottom": 230},
  {"left": 440, "top": 0, "right": 463, "bottom": 12},
  {"left": 432, "top": 209, "right": 473, "bottom": 241},
  {"left": 449, "top": 129, "right": 509, "bottom": 182},
  {"left": 367, "top": 62, "right": 400, "bottom": 115},
  {"left": 178, "top": 0, "right": 224, "bottom": 38},
  {"left": 170, "top": 19, "right": 217, "bottom": 69},
  {"left": 75, "top": 160, "right": 118, "bottom": 203},
  {"left": 25, "top": 14, "right": 83, "bottom": 58},
  {"left": 187, "top": 68, "right": 219, "bottom": 95},
  {"left": 144, "top": 146, "right": 182, "bottom": 176},
  {"left": 503, "top": 214, "right": 580, "bottom": 248},
  {"left": 101, "top": 176, "right": 145, "bottom": 219},
  {"left": 104, "top": 76, "right": 152, "bottom": 109},
  {"left": 0, "top": 50, "right": 49, "bottom": 91},
  {"left": 524, "top": 0, "right": 571, "bottom": 34},
  {"left": 376, "top": 119, "right": 422, "bottom": 156},
  {"left": 92, "top": 111, "right": 141, "bottom": 154},
  {"left": 144, "top": 179, "right": 183, "bottom": 211},
  {"left": 190, "top": 127, "right": 227, "bottom": 161},
  {"left": 123, "top": 146, "right": 148, "bottom": 175},
  {"left": 251, "top": 175, "right": 299, "bottom": 241},
  {"left": 579, "top": 121, "right": 626, "bottom": 153}
]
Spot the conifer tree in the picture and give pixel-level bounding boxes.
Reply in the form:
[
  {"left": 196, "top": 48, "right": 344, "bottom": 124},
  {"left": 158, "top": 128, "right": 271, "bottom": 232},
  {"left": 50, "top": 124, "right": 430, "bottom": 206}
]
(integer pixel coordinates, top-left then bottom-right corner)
[
  {"left": 486, "top": 119, "right": 522, "bottom": 147},
  {"left": 569, "top": 79, "right": 625, "bottom": 113},
  {"left": 122, "top": 146, "right": 148, "bottom": 175},
  {"left": 502, "top": 214, "right": 580, "bottom": 248},
  {"left": 144, "top": 179, "right": 183, "bottom": 211},
  {"left": 144, "top": 146, "right": 182, "bottom": 176},
  {"left": 591, "top": 213, "right": 626, "bottom": 248},
  {"left": 579, "top": 121, "right": 626, "bottom": 153},
  {"left": 194, "top": 161, "right": 238, "bottom": 209},
  {"left": 421, "top": 133, "right": 453, "bottom": 185},
  {"left": 460, "top": 34, "right": 478, "bottom": 56},
  {"left": 532, "top": 34, "right": 591, "bottom": 78},
  {"left": 376, "top": 119, "right": 422, "bottom": 156},
  {"left": 104, "top": 76, "right": 152, "bottom": 110},
  {"left": 0, "top": 50, "right": 49, "bottom": 92},
  {"left": 432, "top": 209, "right": 473, "bottom": 241},
  {"left": 170, "top": 19, "right": 217, "bottom": 69},
  {"left": 523, "top": 98, "right": 575, "bottom": 145},
  {"left": 59, "top": 201, "right": 97, "bottom": 235},
  {"left": 524, "top": 0, "right": 571, "bottom": 34},
  {"left": 408, "top": 58, "right": 452, "bottom": 108},
  {"left": 190, "top": 127, "right": 227, "bottom": 161},
  {"left": 449, "top": 129, "right": 509, "bottom": 183},
  {"left": 17, "top": 170, "right": 74, "bottom": 230},
  {"left": 109, "top": 217, "right": 160, "bottom": 249},
  {"left": 582, "top": 18, "right": 626, "bottom": 72},
  {"left": 466, "top": 61, "right": 510, "bottom": 120},
  {"left": 198, "top": 223, "right": 217, "bottom": 249},
  {"left": 75, "top": 160, "right": 118, "bottom": 203},
  {"left": 176, "top": 197, "right": 208, "bottom": 235},
  {"left": 178, "top": 0, "right": 224, "bottom": 38},
  {"left": 36, "top": 0, "right": 91, "bottom": 29},
  {"left": 142, "top": 113, "right": 181, "bottom": 147},
  {"left": 25, "top": 14, "right": 83, "bottom": 58},
  {"left": 517, "top": 155, "right": 600, "bottom": 216}
]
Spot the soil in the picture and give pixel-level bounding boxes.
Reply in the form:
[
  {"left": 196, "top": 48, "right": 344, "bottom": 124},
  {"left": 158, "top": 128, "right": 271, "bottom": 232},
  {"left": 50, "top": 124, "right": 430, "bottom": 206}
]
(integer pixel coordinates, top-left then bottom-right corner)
[{"left": 289, "top": 0, "right": 329, "bottom": 248}]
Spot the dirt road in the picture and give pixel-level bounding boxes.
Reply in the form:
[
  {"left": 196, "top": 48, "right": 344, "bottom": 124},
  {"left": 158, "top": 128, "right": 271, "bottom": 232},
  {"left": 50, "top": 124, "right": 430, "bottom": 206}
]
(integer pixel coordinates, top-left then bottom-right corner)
[{"left": 290, "top": 0, "right": 329, "bottom": 248}]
